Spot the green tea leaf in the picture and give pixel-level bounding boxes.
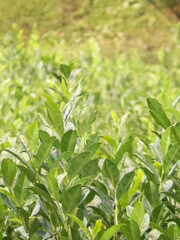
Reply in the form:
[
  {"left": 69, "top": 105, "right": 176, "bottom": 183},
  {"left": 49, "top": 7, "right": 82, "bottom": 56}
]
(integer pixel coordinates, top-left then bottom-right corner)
[
  {"left": 147, "top": 98, "right": 171, "bottom": 129},
  {"left": 144, "top": 181, "right": 160, "bottom": 208},
  {"left": 99, "top": 224, "right": 123, "bottom": 240},
  {"left": 162, "top": 191, "right": 180, "bottom": 203},
  {"left": 68, "top": 152, "right": 92, "bottom": 180},
  {"left": 17, "top": 165, "right": 36, "bottom": 183},
  {"left": 87, "top": 186, "right": 113, "bottom": 214},
  {"left": 117, "top": 171, "right": 135, "bottom": 201},
  {"left": 115, "top": 139, "right": 133, "bottom": 165},
  {"left": 151, "top": 204, "right": 164, "bottom": 224},
  {"left": 172, "top": 125, "right": 180, "bottom": 143},
  {"left": 92, "top": 220, "right": 102, "bottom": 239},
  {"left": 121, "top": 219, "right": 141, "bottom": 240},
  {"left": 132, "top": 201, "right": 145, "bottom": 227},
  {"left": 80, "top": 159, "right": 99, "bottom": 178},
  {"left": 120, "top": 169, "right": 143, "bottom": 208},
  {"left": 45, "top": 99, "right": 64, "bottom": 138},
  {"left": 67, "top": 214, "right": 92, "bottom": 240},
  {"left": 35, "top": 136, "right": 55, "bottom": 169},
  {"left": 61, "top": 185, "right": 82, "bottom": 214},
  {"left": 26, "top": 121, "right": 39, "bottom": 153},
  {"left": 88, "top": 206, "right": 110, "bottom": 227},
  {"left": 1, "top": 158, "right": 17, "bottom": 188},
  {"left": 48, "top": 168, "right": 60, "bottom": 201},
  {"left": 160, "top": 127, "right": 171, "bottom": 156},
  {"left": 60, "top": 64, "right": 72, "bottom": 79},
  {"left": 163, "top": 144, "right": 179, "bottom": 178},
  {"left": 61, "top": 130, "right": 77, "bottom": 153},
  {"left": 13, "top": 173, "right": 29, "bottom": 205},
  {"left": 102, "top": 159, "right": 119, "bottom": 189}
]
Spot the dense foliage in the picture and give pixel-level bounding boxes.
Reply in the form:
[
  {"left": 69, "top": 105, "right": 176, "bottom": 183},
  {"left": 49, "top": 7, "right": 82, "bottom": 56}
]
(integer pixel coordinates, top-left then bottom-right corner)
[{"left": 0, "top": 27, "right": 179, "bottom": 239}]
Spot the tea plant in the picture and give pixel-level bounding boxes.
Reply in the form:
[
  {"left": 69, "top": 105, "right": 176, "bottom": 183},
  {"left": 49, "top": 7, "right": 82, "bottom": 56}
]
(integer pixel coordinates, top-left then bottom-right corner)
[{"left": 0, "top": 65, "right": 179, "bottom": 239}]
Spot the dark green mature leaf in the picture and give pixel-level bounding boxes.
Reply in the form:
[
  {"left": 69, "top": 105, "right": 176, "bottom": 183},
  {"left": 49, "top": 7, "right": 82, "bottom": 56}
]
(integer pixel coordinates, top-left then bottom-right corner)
[
  {"left": 1, "top": 158, "right": 17, "bottom": 188},
  {"left": 35, "top": 136, "right": 55, "bottom": 169},
  {"left": 147, "top": 98, "right": 171, "bottom": 129},
  {"left": 61, "top": 185, "right": 82, "bottom": 214},
  {"left": 49, "top": 71, "right": 63, "bottom": 82},
  {"left": 61, "top": 130, "right": 77, "bottom": 153},
  {"left": 144, "top": 181, "right": 160, "bottom": 208},
  {"left": 92, "top": 180, "right": 108, "bottom": 196},
  {"left": 99, "top": 224, "right": 123, "bottom": 240},
  {"left": 115, "top": 139, "right": 133, "bottom": 165},
  {"left": 151, "top": 204, "right": 164, "bottom": 224},
  {"left": 45, "top": 99, "right": 64, "bottom": 138},
  {"left": 68, "top": 152, "right": 92, "bottom": 180},
  {"left": 80, "top": 159, "right": 99, "bottom": 178},
  {"left": 121, "top": 219, "right": 140, "bottom": 240},
  {"left": 117, "top": 171, "right": 135, "bottom": 201},
  {"left": 60, "top": 64, "right": 72, "bottom": 79},
  {"left": 102, "top": 159, "right": 119, "bottom": 189},
  {"left": 67, "top": 214, "right": 92, "bottom": 240}
]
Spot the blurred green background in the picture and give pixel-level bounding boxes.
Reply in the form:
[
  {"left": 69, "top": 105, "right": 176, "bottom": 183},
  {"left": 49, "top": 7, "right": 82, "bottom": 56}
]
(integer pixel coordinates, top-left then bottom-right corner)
[
  {"left": 0, "top": 0, "right": 179, "bottom": 60},
  {"left": 0, "top": 0, "right": 180, "bottom": 135}
]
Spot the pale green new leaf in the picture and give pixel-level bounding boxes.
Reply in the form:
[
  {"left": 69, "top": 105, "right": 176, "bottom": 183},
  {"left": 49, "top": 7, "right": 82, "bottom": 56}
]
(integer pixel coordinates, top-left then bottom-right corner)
[{"left": 92, "top": 220, "right": 102, "bottom": 239}]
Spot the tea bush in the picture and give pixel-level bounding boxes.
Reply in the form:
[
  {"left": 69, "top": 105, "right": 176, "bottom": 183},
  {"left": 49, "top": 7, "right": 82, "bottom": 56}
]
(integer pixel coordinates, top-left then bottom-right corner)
[
  {"left": 0, "top": 28, "right": 180, "bottom": 239},
  {"left": 0, "top": 61, "right": 180, "bottom": 239}
]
